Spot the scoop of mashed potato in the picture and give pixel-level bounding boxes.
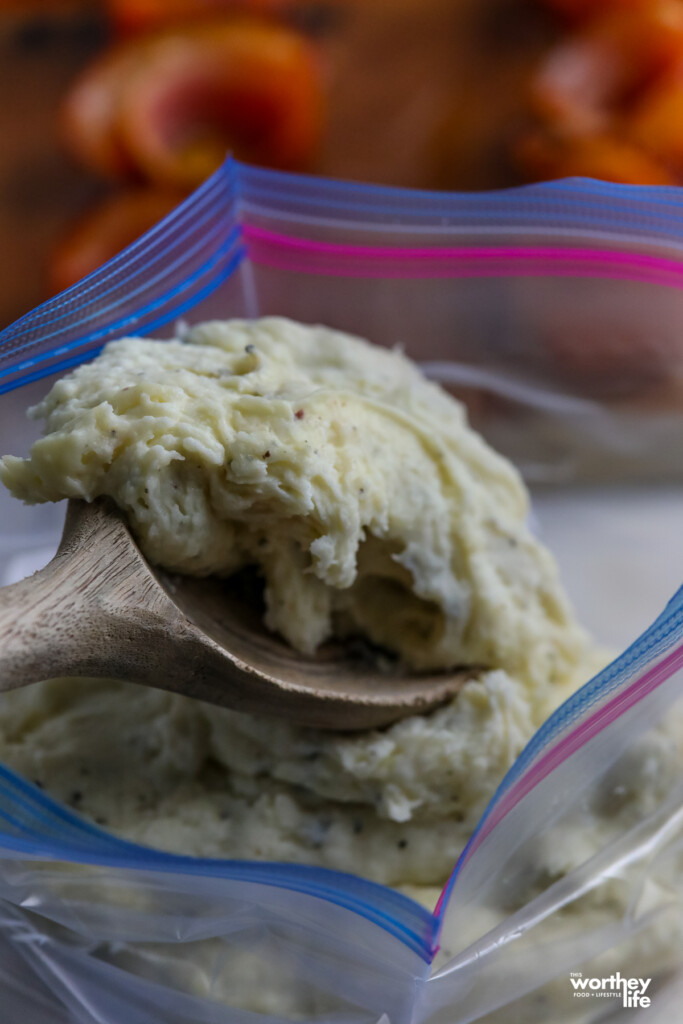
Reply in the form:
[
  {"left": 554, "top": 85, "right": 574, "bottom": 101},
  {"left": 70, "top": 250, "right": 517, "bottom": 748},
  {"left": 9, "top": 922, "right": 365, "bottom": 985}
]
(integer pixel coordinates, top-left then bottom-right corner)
[
  {"left": 0, "top": 317, "right": 588, "bottom": 688},
  {"left": 0, "top": 669, "right": 559, "bottom": 890}
]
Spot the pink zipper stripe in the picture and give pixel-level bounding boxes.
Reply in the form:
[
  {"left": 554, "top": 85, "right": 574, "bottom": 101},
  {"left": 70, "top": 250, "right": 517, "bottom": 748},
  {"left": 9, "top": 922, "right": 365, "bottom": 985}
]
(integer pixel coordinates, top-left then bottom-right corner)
[
  {"left": 243, "top": 224, "right": 683, "bottom": 286},
  {"left": 460, "top": 641, "right": 683, "bottom": 871}
]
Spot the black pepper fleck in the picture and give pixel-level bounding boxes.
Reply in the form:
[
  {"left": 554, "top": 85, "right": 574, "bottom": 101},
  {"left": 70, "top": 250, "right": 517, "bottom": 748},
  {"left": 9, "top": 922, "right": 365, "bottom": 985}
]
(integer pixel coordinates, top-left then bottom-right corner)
[
  {"left": 70, "top": 791, "right": 83, "bottom": 804},
  {"left": 295, "top": 409, "right": 305, "bottom": 419},
  {"left": 397, "top": 839, "right": 408, "bottom": 849},
  {"left": 263, "top": 451, "right": 271, "bottom": 459}
]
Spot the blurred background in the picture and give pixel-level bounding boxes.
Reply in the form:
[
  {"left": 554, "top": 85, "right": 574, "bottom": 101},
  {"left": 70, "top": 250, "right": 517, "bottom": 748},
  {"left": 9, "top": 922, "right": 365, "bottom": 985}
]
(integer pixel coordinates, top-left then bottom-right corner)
[{"left": 2, "top": 0, "right": 683, "bottom": 328}]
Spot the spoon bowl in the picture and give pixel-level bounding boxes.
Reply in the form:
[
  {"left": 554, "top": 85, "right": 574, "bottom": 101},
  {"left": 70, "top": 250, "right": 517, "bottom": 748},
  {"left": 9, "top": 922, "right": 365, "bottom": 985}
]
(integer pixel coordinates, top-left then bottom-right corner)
[{"left": 0, "top": 499, "right": 473, "bottom": 730}]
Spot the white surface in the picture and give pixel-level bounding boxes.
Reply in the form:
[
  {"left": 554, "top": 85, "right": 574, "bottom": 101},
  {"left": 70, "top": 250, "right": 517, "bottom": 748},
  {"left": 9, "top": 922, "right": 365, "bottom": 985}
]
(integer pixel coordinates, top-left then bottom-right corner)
[{"left": 532, "top": 486, "right": 683, "bottom": 654}]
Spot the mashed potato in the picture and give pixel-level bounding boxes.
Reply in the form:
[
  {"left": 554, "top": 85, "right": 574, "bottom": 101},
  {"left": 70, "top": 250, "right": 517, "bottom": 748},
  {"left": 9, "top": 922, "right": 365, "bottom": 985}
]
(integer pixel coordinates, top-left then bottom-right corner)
[
  {"left": 0, "top": 669, "right": 550, "bottom": 894},
  {"left": 0, "top": 316, "right": 601, "bottom": 894},
  {"left": 0, "top": 318, "right": 588, "bottom": 687}
]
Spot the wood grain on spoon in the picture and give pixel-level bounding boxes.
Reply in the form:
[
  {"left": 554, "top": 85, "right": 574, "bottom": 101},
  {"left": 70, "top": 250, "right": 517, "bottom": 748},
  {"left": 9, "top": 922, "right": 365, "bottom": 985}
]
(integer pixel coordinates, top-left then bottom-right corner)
[{"left": 0, "top": 499, "right": 473, "bottom": 730}]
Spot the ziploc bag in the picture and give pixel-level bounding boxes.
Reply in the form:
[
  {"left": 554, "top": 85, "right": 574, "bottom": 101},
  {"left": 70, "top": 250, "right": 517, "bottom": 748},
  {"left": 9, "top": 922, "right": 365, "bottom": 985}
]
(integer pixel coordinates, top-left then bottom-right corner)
[
  {"left": 4, "top": 597, "right": 683, "bottom": 1023},
  {"left": 6, "top": 160, "right": 683, "bottom": 484},
  {"left": 0, "top": 160, "right": 683, "bottom": 1022}
]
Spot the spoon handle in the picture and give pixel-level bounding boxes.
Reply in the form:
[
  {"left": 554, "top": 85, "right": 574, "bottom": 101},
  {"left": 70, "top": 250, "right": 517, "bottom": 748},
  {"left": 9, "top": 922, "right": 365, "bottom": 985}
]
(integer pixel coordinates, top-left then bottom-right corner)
[
  {"left": 0, "top": 500, "right": 173, "bottom": 692},
  {"left": 0, "top": 553, "right": 94, "bottom": 689}
]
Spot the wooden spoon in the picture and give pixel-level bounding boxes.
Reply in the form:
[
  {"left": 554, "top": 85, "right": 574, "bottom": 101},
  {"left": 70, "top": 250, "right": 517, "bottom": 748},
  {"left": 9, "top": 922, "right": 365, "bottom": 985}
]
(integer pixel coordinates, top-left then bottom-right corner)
[{"left": 0, "top": 499, "right": 473, "bottom": 730}]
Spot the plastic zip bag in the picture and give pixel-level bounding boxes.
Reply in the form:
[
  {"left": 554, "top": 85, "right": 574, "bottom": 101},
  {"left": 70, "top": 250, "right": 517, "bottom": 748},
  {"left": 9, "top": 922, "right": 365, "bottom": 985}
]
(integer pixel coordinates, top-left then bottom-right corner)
[
  {"left": 5, "top": 161, "right": 683, "bottom": 481},
  {"left": 1, "top": 160, "right": 683, "bottom": 1021},
  {"left": 1, "top": 571, "right": 683, "bottom": 1021},
  {"left": 425, "top": 589, "right": 683, "bottom": 1023}
]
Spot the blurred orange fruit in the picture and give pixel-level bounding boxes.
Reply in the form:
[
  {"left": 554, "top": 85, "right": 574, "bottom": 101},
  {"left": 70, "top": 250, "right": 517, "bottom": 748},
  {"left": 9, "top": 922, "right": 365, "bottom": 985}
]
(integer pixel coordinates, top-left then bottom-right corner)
[
  {"left": 61, "top": 44, "right": 144, "bottom": 179},
  {"left": 50, "top": 188, "right": 185, "bottom": 292},
  {"left": 531, "top": 1, "right": 683, "bottom": 134},
  {"left": 118, "top": 20, "right": 324, "bottom": 186},
  {"left": 60, "top": 18, "right": 324, "bottom": 187},
  {"left": 523, "top": 1, "right": 683, "bottom": 184}
]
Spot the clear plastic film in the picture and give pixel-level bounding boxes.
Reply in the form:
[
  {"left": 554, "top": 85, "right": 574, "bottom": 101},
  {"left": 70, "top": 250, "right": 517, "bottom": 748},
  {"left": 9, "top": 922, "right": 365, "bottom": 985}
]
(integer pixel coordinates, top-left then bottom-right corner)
[
  {"left": 0, "top": 770, "right": 434, "bottom": 1023},
  {"left": 1, "top": 162, "right": 683, "bottom": 1022},
  {"left": 0, "top": 849, "right": 430, "bottom": 1023},
  {"left": 424, "top": 588, "right": 683, "bottom": 1023}
]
